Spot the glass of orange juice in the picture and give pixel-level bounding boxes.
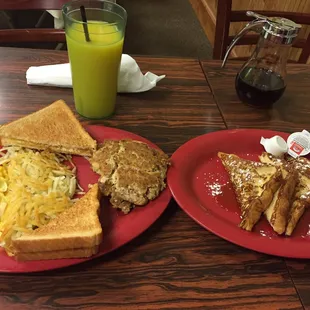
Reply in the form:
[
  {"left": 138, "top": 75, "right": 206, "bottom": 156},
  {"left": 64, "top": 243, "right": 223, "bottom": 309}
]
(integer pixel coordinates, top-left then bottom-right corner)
[{"left": 62, "top": 0, "right": 127, "bottom": 119}]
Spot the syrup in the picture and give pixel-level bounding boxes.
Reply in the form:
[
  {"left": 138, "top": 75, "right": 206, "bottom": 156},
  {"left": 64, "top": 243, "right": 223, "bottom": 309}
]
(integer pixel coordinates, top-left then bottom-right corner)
[{"left": 235, "top": 67, "right": 286, "bottom": 107}]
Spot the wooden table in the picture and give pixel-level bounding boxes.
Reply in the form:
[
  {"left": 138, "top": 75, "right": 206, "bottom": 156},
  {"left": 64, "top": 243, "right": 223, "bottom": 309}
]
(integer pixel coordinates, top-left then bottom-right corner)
[{"left": 0, "top": 47, "right": 309, "bottom": 310}]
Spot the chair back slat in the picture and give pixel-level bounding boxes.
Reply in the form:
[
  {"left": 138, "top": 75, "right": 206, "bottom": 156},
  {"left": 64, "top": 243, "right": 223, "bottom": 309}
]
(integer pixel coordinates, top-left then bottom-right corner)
[
  {"left": 299, "top": 34, "right": 310, "bottom": 63},
  {"left": 0, "top": 1, "right": 67, "bottom": 43},
  {"left": 0, "top": 0, "right": 64, "bottom": 10},
  {"left": 213, "top": 0, "right": 310, "bottom": 63},
  {"left": 213, "top": 0, "right": 232, "bottom": 60},
  {"left": 231, "top": 10, "right": 310, "bottom": 25},
  {"left": 227, "top": 35, "right": 307, "bottom": 50},
  {"left": 0, "top": 29, "right": 65, "bottom": 43}
]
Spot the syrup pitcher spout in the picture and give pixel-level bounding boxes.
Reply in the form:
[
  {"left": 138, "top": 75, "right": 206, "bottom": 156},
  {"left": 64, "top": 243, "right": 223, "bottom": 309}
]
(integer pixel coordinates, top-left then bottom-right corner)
[{"left": 221, "top": 11, "right": 267, "bottom": 68}]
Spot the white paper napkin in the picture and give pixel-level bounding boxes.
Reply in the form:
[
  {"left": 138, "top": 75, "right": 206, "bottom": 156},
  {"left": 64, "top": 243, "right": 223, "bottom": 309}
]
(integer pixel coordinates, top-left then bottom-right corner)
[
  {"left": 46, "top": 10, "right": 64, "bottom": 29},
  {"left": 26, "top": 54, "right": 165, "bottom": 93}
]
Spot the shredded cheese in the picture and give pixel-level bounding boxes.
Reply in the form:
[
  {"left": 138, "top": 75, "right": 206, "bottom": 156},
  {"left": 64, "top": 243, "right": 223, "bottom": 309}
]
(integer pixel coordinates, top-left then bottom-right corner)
[{"left": 0, "top": 147, "right": 81, "bottom": 245}]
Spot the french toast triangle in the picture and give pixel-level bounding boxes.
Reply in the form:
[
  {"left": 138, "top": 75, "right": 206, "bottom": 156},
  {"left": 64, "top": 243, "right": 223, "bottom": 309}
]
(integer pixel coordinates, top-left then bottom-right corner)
[
  {"left": 259, "top": 153, "right": 298, "bottom": 234},
  {"left": 218, "top": 152, "right": 282, "bottom": 231},
  {"left": 260, "top": 152, "right": 310, "bottom": 235}
]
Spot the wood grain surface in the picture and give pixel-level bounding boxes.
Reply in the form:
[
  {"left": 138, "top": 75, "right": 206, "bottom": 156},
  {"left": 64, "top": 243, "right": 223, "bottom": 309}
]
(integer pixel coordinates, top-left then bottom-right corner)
[
  {"left": 0, "top": 47, "right": 305, "bottom": 310},
  {"left": 202, "top": 58, "right": 310, "bottom": 310},
  {"left": 0, "top": 48, "right": 224, "bottom": 156},
  {"left": 201, "top": 60, "right": 310, "bottom": 133}
]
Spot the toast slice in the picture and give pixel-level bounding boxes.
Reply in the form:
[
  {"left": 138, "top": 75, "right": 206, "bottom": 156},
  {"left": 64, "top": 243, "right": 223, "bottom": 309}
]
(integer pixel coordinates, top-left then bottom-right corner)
[
  {"left": 8, "top": 184, "right": 102, "bottom": 260},
  {"left": 9, "top": 246, "right": 99, "bottom": 261},
  {"left": 286, "top": 157, "right": 310, "bottom": 235},
  {"left": 260, "top": 152, "right": 310, "bottom": 235},
  {"left": 261, "top": 154, "right": 298, "bottom": 234},
  {"left": 259, "top": 153, "right": 298, "bottom": 234},
  {"left": 0, "top": 100, "right": 96, "bottom": 157},
  {"left": 218, "top": 152, "right": 282, "bottom": 231}
]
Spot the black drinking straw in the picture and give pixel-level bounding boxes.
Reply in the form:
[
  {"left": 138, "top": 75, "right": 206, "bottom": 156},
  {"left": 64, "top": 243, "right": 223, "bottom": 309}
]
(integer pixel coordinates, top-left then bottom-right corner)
[{"left": 80, "top": 5, "right": 90, "bottom": 42}]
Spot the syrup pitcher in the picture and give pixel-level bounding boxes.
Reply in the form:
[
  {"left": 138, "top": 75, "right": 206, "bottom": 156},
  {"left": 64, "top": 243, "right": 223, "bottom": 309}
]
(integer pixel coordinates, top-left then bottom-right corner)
[{"left": 222, "top": 11, "right": 301, "bottom": 107}]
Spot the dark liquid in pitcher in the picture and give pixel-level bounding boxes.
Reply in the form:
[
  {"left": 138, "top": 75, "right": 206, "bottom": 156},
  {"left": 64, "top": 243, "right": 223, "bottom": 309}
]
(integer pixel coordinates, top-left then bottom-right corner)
[{"left": 235, "top": 67, "right": 286, "bottom": 106}]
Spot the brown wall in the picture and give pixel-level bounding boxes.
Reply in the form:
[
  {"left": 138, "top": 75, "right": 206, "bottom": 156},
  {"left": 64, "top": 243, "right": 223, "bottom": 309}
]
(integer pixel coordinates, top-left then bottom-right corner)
[{"left": 190, "top": 0, "right": 310, "bottom": 63}]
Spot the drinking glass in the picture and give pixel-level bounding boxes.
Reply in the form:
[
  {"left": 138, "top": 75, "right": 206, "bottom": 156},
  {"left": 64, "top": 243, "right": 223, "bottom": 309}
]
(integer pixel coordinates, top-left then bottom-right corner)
[{"left": 62, "top": 0, "right": 127, "bottom": 119}]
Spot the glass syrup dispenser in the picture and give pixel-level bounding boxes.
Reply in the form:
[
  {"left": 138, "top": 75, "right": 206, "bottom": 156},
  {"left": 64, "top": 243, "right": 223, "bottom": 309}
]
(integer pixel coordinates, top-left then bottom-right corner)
[{"left": 222, "top": 11, "right": 301, "bottom": 107}]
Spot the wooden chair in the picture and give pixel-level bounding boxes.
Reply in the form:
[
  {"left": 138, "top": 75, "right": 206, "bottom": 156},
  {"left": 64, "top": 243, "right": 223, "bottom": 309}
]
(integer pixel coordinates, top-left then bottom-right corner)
[
  {"left": 213, "top": 0, "right": 310, "bottom": 63},
  {"left": 0, "top": 0, "right": 67, "bottom": 43}
]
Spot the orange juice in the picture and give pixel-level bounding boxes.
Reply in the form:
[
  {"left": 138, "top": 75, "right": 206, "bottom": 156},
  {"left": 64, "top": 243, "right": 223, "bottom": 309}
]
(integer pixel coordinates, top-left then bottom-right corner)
[{"left": 66, "top": 21, "right": 124, "bottom": 119}]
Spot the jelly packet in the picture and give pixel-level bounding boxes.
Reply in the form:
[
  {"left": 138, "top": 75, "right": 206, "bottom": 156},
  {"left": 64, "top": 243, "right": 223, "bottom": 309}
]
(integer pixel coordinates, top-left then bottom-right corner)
[
  {"left": 287, "top": 130, "right": 310, "bottom": 158},
  {"left": 260, "top": 130, "right": 310, "bottom": 158}
]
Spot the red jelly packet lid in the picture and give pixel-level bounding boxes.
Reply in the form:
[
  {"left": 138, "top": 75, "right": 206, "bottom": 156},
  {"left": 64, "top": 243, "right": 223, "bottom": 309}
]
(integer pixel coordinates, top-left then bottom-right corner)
[{"left": 287, "top": 130, "right": 310, "bottom": 158}]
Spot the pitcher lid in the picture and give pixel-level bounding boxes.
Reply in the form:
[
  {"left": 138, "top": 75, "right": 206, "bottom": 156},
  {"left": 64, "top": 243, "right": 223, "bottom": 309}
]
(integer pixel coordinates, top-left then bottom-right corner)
[{"left": 263, "top": 16, "right": 301, "bottom": 39}]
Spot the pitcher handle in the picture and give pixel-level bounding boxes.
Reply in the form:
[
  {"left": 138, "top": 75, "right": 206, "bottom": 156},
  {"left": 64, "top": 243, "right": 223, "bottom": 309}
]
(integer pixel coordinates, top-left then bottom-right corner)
[{"left": 221, "top": 13, "right": 267, "bottom": 68}]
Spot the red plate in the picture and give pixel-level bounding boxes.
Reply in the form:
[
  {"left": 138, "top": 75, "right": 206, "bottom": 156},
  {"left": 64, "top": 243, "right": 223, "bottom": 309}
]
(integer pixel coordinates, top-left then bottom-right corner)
[
  {"left": 0, "top": 125, "right": 171, "bottom": 272},
  {"left": 168, "top": 128, "right": 310, "bottom": 258}
]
